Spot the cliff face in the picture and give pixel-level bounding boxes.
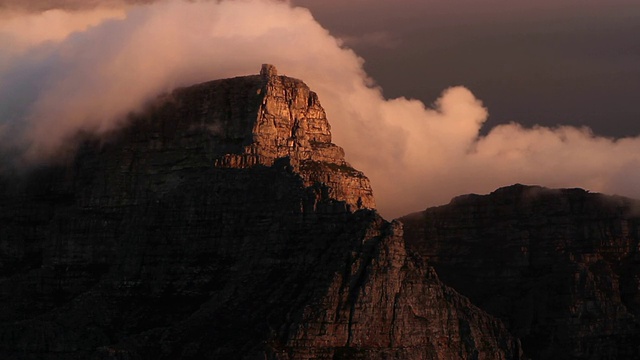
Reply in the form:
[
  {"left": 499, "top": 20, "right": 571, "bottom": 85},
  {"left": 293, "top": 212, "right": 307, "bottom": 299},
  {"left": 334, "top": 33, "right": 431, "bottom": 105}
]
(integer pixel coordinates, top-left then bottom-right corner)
[
  {"left": 0, "top": 65, "right": 521, "bottom": 359},
  {"left": 90, "top": 62, "right": 375, "bottom": 212},
  {"left": 401, "top": 184, "right": 640, "bottom": 359},
  {"left": 280, "top": 220, "right": 520, "bottom": 360}
]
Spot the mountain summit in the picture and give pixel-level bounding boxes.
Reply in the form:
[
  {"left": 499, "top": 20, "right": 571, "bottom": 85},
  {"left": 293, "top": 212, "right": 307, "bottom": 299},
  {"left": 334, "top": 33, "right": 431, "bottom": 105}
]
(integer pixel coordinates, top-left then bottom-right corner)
[{"left": 0, "top": 66, "right": 521, "bottom": 359}]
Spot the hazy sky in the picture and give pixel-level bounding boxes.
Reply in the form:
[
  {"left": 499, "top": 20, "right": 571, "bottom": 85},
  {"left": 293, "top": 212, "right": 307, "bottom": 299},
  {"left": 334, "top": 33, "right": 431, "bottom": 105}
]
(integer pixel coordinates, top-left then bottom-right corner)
[
  {"left": 294, "top": 0, "right": 640, "bottom": 137},
  {"left": 2, "top": 0, "right": 640, "bottom": 218}
]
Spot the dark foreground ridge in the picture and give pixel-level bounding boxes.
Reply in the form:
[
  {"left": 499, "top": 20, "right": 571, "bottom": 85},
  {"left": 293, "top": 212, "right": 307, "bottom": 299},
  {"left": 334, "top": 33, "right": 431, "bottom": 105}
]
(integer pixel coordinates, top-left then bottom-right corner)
[
  {"left": 401, "top": 184, "right": 640, "bottom": 359},
  {"left": 0, "top": 65, "right": 521, "bottom": 359}
]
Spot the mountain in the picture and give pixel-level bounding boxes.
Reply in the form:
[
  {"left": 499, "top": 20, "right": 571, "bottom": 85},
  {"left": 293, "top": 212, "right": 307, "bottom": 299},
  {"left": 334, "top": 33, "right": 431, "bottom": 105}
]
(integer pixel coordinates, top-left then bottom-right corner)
[
  {"left": 0, "top": 65, "right": 521, "bottom": 359},
  {"left": 401, "top": 184, "right": 640, "bottom": 359}
]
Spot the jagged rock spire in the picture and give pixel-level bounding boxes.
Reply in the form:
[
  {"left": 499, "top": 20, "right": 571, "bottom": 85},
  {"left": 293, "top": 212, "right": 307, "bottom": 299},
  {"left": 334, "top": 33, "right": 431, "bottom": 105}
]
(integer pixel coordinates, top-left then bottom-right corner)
[{"left": 260, "top": 63, "right": 278, "bottom": 78}]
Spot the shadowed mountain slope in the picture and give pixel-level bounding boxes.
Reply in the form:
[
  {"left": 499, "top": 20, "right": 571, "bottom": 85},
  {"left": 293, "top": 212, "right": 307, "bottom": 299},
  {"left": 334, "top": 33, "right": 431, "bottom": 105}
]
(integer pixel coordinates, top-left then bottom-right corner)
[
  {"left": 401, "top": 184, "right": 640, "bottom": 359},
  {"left": 0, "top": 65, "right": 521, "bottom": 359}
]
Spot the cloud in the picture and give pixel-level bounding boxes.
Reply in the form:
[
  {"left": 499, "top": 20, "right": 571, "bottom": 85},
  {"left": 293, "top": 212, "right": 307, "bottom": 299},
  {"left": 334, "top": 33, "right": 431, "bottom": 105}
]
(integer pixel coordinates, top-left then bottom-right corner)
[
  {"left": 1, "top": 0, "right": 640, "bottom": 219},
  {"left": 0, "top": 8, "right": 127, "bottom": 51},
  {"left": 0, "top": 0, "right": 145, "bottom": 13}
]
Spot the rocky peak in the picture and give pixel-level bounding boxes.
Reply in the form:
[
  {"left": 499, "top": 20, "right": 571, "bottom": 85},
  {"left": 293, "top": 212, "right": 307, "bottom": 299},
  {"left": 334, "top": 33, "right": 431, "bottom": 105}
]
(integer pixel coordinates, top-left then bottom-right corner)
[
  {"left": 0, "top": 67, "right": 522, "bottom": 359},
  {"left": 260, "top": 63, "right": 278, "bottom": 78},
  {"left": 110, "top": 65, "right": 374, "bottom": 212}
]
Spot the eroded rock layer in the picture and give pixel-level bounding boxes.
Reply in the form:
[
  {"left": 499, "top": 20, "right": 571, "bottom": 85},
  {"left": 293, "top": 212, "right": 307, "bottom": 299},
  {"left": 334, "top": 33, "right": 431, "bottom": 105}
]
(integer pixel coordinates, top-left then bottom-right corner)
[
  {"left": 401, "top": 184, "right": 640, "bottom": 359},
  {"left": 0, "top": 66, "right": 521, "bottom": 359}
]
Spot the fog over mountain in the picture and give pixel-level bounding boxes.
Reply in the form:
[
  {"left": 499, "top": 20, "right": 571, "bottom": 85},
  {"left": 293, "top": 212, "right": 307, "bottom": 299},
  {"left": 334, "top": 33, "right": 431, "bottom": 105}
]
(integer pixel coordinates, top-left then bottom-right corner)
[{"left": 1, "top": 0, "right": 640, "bottom": 218}]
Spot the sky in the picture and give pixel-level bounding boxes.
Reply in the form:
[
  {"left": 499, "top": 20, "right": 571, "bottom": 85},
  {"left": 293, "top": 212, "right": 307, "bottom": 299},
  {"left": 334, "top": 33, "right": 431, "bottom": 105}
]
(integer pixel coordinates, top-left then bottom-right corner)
[
  {"left": 1, "top": 0, "right": 640, "bottom": 219},
  {"left": 293, "top": 0, "right": 640, "bottom": 138}
]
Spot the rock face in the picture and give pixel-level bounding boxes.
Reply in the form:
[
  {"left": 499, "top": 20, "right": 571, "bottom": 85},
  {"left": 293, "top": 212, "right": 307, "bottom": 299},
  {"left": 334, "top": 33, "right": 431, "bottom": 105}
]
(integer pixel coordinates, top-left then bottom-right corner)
[
  {"left": 139, "top": 63, "right": 375, "bottom": 212},
  {"left": 0, "top": 65, "right": 521, "bottom": 359},
  {"left": 401, "top": 184, "right": 640, "bottom": 359}
]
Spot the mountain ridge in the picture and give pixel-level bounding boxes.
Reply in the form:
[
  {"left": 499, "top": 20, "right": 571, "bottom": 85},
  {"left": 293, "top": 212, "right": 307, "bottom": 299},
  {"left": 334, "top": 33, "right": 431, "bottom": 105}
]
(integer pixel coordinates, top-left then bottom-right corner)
[
  {"left": 0, "top": 65, "right": 522, "bottom": 359},
  {"left": 401, "top": 183, "right": 640, "bottom": 359}
]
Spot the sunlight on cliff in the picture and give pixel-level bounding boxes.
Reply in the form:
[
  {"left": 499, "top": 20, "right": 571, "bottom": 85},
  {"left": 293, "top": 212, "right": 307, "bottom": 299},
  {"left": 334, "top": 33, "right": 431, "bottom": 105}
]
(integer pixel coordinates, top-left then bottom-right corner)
[{"left": 1, "top": 0, "right": 640, "bottom": 218}]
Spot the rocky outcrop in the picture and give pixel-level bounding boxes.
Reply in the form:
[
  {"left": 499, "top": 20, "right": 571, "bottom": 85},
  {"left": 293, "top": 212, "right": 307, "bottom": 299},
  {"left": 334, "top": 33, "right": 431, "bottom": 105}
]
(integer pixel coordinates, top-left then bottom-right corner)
[
  {"left": 0, "top": 66, "right": 521, "bottom": 359},
  {"left": 279, "top": 219, "right": 521, "bottom": 360},
  {"left": 401, "top": 184, "right": 640, "bottom": 359},
  {"left": 148, "top": 62, "right": 375, "bottom": 211}
]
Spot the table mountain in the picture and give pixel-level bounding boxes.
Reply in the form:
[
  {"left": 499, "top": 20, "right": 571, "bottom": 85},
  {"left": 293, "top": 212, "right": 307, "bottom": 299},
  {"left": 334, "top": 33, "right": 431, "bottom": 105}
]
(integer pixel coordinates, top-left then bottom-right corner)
[{"left": 0, "top": 65, "right": 521, "bottom": 359}]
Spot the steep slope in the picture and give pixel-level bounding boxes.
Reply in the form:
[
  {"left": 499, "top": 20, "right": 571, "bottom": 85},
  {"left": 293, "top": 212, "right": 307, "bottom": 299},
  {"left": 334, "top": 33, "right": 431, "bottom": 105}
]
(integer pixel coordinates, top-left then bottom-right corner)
[
  {"left": 0, "top": 65, "right": 521, "bottom": 359},
  {"left": 401, "top": 184, "right": 640, "bottom": 359}
]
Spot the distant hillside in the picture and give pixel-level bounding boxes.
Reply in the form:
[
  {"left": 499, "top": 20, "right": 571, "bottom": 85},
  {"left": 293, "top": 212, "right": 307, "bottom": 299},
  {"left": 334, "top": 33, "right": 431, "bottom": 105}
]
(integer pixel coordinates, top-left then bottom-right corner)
[{"left": 401, "top": 184, "right": 640, "bottom": 359}]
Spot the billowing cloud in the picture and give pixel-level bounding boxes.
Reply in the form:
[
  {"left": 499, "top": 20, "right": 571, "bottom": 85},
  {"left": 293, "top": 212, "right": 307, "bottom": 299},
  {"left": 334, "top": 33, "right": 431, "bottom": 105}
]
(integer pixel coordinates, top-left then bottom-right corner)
[
  {"left": 0, "top": 8, "right": 126, "bottom": 51},
  {"left": 0, "top": 0, "right": 145, "bottom": 13},
  {"left": 1, "top": 0, "right": 640, "bottom": 219}
]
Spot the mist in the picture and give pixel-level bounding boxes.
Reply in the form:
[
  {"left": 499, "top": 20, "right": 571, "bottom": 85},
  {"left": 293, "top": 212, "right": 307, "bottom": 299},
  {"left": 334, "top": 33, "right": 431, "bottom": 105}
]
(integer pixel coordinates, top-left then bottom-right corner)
[{"left": 1, "top": 0, "right": 640, "bottom": 219}]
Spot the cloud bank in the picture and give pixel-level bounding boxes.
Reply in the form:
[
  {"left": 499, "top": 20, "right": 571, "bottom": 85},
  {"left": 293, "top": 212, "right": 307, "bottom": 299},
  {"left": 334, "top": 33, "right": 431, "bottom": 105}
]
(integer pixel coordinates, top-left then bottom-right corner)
[
  {"left": 0, "top": 0, "right": 146, "bottom": 13},
  {"left": 1, "top": 0, "right": 640, "bottom": 218}
]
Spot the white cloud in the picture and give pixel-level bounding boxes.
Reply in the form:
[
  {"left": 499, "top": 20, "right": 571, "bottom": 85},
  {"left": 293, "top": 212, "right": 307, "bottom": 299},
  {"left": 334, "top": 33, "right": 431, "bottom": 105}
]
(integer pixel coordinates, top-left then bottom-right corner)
[
  {"left": 1, "top": 0, "right": 640, "bottom": 218},
  {"left": 0, "top": 8, "right": 127, "bottom": 50}
]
